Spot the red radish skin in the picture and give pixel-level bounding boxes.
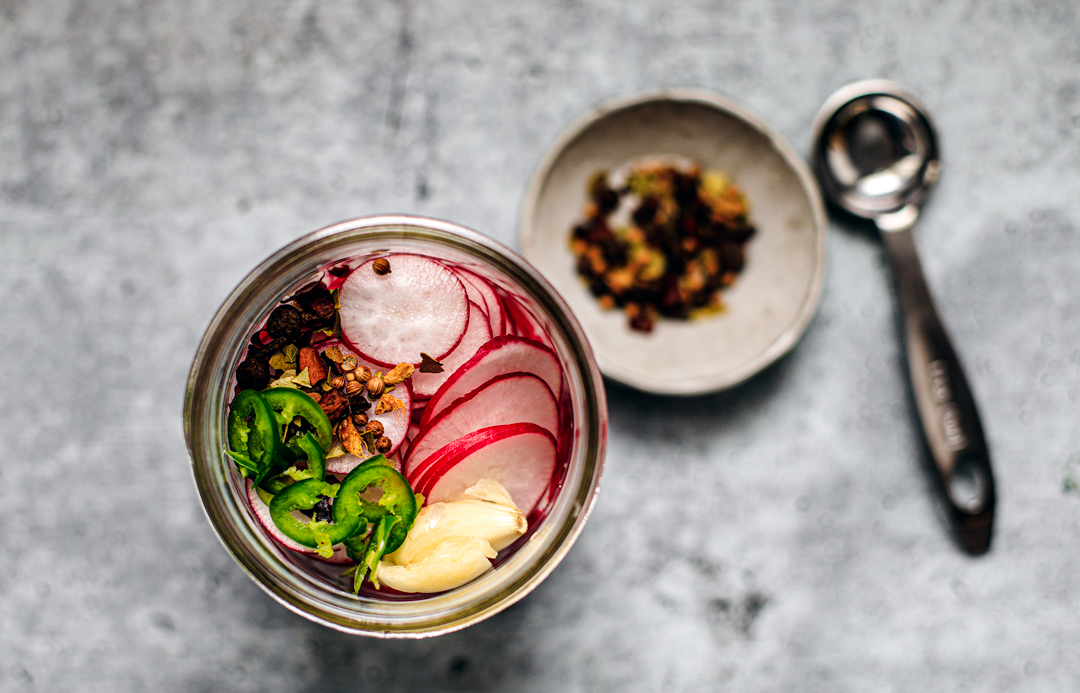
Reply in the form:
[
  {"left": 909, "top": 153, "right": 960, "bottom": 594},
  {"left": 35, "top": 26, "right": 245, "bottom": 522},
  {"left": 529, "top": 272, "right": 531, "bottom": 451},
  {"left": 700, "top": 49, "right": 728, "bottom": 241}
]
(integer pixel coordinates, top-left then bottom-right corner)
[
  {"left": 450, "top": 266, "right": 491, "bottom": 319},
  {"left": 454, "top": 266, "right": 506, "bottom": 338},
  {"left": 246, "top": 482, "right": 352, "bottom": 563},
  {"left": 404, "top": 372, "right": 559, "bottom": 478},
  {"left": 410, "top": 301, "right": 492, "bottom": 398},
  {"left": 498, "top": 288, "right": 553, "bottom": 347},
  {"left": 420, "top": 336, "right": 564, "bottom": 429},
  {"left": 339, "top": 254, "right": 469, "bottom": 366},
  {"left": 414, "top": 423, "right": 558, "bottom": 516},
  {"left": 409, "top": 420, "right": 553, "bottom": 493}
]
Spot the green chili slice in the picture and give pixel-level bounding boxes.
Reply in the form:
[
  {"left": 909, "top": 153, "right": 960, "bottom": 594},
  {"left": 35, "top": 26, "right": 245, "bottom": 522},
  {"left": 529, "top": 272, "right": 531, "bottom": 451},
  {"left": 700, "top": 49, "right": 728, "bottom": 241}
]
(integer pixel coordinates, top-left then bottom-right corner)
[
  {"left": 261, "top": 387, "right": 333, "bottom": 453},
  {"left": 257, "top": 430, "right": 327, "bottom": 495},
  {"left": 335, "top": 461, "right": 418, "bottom": 591},
  {"left": 226, "top": 389, "right": 282, "bottom": 484},
  {"left": 268, "top": 479, "right": 364, "bottom": 556},
  {"left": 334, "top": 462, "right": 417, "bottom": 551}
]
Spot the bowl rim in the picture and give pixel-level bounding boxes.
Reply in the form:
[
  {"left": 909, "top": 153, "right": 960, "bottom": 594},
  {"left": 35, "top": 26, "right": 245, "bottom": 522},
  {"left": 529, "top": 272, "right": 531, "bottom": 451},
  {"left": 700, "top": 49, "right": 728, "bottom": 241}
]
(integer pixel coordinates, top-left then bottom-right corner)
[
  {"left": 184, "top": 214, "right": 608, "bottom": 637},
  {"left": 519, "top": 88, "right": 828, "bottom": 395}
]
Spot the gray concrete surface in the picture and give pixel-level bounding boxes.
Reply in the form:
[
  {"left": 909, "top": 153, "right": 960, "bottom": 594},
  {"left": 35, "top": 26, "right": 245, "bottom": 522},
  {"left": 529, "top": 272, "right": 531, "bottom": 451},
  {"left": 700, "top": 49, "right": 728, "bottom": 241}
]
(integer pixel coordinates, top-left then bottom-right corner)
[{"left": 3, "top": 1, "right": 1080, "bottom": 691}]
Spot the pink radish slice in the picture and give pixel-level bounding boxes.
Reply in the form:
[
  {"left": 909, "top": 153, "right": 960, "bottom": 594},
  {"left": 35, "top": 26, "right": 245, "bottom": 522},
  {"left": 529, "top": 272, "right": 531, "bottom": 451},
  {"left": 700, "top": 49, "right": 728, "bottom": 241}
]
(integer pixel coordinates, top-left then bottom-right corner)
[
  {"left": 327, "top": 453, "right": 366, "bottom": 475},
  {"left": 498, "top": 289, "right": 553, "bottom": 347},
  {"left": 400, "top": 419, "right": 422, "bottom": 460},
  {"left": 339, "top": 254, "right": 468, "bottom": 366},
  {"left": 326, "top": 449, "right": 403, "bottom": 475},
  {"left": 316, "top": 341, "right": 412, "bottom": 456},
  {"left": 454, "top": 266, "right": 506, "bottom": 337},
  {"left": 414, "top": 423, "right": 558, "bottom": 515},
  {"left": 420, "top": 336, "right": 564, "bottom": 429},
  {"left": 410, "top": 301, "right": 492, "bottom": 398},
  {"left": 246, "top": 482, "right": 352, "bottom": 563},
  {"left": 405, "top": 372, "right": 559, "bottom": 479},
  {"left": 450, "top": 266, "right": 491, "bottom": 318}
]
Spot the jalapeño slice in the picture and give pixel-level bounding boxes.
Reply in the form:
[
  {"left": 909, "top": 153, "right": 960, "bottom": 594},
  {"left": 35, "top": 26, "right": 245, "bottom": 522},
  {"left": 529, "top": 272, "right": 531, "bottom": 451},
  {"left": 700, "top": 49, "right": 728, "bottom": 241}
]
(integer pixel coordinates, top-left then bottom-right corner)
[
  {"left": 226, "top": 389, "right": 283, "bottom": 484},
  {"left": 261, "top": 387, "right": 333, "bottom": 453},
  {"left": 268, "top": 479, "right": 365, "bottom": 556}
]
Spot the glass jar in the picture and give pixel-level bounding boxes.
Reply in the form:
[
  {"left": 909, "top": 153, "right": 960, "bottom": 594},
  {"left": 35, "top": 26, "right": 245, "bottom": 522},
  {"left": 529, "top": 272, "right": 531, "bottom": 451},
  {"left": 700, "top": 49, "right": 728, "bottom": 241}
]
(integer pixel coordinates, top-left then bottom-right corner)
[{"left": 184, "top": 215, "right": 607, "bottom": 637}]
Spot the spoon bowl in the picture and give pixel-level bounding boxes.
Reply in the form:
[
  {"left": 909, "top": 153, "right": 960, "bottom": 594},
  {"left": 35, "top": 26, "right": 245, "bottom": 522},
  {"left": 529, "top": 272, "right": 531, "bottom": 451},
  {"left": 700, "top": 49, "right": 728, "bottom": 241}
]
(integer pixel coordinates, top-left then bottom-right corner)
[
  {"left": 811, "top": 80, "right": 995, "bottom": 555},
  {"left": 813, "top": 80, "right": 941, "bottom": 218}
]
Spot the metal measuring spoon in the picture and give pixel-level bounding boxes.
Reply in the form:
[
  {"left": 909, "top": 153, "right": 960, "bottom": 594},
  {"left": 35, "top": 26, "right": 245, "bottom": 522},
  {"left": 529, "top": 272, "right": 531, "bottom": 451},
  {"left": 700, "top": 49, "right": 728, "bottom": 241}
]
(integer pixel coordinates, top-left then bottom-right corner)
[{"left": 810, "top": 80, "right": 995, "bottom": 555}]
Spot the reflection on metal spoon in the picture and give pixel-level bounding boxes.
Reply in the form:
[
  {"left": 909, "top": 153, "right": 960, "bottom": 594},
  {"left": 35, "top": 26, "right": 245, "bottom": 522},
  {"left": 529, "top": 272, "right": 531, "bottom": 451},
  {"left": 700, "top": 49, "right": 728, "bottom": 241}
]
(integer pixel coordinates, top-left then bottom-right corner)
[{"left": 811, "top": 80, "right": 995, "bottom": 555}]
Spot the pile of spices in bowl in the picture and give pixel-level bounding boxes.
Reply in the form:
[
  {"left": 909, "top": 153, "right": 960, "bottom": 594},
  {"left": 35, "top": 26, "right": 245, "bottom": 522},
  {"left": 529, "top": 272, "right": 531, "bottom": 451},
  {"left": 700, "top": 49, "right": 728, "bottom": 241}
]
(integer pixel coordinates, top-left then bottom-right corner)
[{"left": 568, "top": 159, "right": 756, "bottom": 333}]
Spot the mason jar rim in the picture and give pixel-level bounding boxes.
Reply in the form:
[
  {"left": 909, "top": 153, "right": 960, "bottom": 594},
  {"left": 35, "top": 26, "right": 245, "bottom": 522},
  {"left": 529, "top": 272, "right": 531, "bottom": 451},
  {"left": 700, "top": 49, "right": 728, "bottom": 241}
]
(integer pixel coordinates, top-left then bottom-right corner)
[{"left": 183, "top": 215, "right": 607, "bottom": 637}]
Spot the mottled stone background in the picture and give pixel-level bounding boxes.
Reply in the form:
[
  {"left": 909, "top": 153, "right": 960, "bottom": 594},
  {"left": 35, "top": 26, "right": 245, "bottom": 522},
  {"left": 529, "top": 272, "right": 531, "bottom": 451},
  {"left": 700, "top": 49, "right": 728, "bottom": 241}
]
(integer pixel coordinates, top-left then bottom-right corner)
[{"left": 2, "top": 1, "right": 1079, "bottom": 691}]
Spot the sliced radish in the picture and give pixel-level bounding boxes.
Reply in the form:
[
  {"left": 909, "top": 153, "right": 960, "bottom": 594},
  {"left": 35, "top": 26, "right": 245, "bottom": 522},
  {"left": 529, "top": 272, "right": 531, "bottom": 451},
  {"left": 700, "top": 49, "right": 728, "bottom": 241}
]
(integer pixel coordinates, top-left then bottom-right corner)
[
  {"left": 400, "top": 418, "right": 422, "bottom": 461},
  {"left": 420, "top": 336, "right": 564, "bottom": 429},
  {"left": 452, "top": 268, "right": 491, "bottom": 318},
  {"left": 327, "top": 452, "right": 366, "bottom": 476},
  {"left": 405, "top": 372, "right": 559, "bottom": 479},
  {"left": 326, "top": 449, "right": 403, "bottom": 475},
  {"left": 414, "top": 423, "right": 558, "bottom": 516},
  {"left": 454, "top": 266, "right": 506, "bottom": 337},
  {"left": 339, "top": 254, "right": 468, "bottom": 366},
  {"left": 498, "top": 288, "right": 553, "bottom": 347},
  {"left": 246, "top": 482, "right": 352, "bottom": 563},
  {"left": 316, "top": 341, "right": 412, "bottom": 457},
  {"left": 410, "top": 300, "right": 492, "bottom": 398}
]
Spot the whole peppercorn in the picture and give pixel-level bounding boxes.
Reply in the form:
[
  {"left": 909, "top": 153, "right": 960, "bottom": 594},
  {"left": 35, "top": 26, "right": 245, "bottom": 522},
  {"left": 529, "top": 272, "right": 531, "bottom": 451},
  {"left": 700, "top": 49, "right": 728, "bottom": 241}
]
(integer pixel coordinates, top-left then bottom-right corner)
[
  {"left": 266, "top": 305, "right": 303, "bottom": 340},
  {"left": 372, "top": 258, "right": 392, "bottom": 275},
  {"left": 352, "top": 412, "right": 369, "bottom": 428},
  {"left": 235, "top": 357, "right": 271, "bottom": 390},
  {"left": 375, "top": 436, "right": 392, "bottom": 454},
  {"left": 366, "top": 373, "right": 385, "bottom": 398},
  {"left": 365, "top": 420, "right": 384, "bottom": 438}
]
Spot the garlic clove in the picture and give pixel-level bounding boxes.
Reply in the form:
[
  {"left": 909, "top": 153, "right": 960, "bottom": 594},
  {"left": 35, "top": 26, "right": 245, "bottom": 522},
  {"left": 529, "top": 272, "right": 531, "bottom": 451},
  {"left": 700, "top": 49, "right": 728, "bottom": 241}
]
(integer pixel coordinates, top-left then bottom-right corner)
[
  {"left": 458, "top": 478, "right": 517, "bottom": 506},
  {"left": 437, "top": 500, "right": 527, "bottom": 552},
  {"left": 387, "top": 499, "right": 526, "bottom": 566},
  {"left": 376, "top": 478, "right": 530, "bottom": 593},
  {"left": 375, "top": 536, "right": 496, "bottom": 594}
]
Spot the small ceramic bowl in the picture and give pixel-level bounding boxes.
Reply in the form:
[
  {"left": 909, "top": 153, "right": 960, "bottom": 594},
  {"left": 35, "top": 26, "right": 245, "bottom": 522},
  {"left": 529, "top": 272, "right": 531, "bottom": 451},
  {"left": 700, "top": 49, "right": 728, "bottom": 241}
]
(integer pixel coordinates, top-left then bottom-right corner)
[{"left": 520, "top": 89, "right": 827, "bottom": 395}]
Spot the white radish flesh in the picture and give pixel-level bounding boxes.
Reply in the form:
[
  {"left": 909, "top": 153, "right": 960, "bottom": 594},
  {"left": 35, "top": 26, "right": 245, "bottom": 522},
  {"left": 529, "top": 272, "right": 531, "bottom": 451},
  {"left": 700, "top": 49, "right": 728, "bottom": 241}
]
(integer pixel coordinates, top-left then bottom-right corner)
[
  {"left": 410, "top": 300, "right": 493, "bottom": 398},
  {"left": 405, "top": 372, "right": 558, "bottom": 479},
  {"left": 414, "top": 423, "right": 558, "bottom": 516},
  {"left": 420, "top": 336, "right": 564, "bottom": 429},
  {"left": 339, "top": 254, "right": 468, "bottom": 366}
]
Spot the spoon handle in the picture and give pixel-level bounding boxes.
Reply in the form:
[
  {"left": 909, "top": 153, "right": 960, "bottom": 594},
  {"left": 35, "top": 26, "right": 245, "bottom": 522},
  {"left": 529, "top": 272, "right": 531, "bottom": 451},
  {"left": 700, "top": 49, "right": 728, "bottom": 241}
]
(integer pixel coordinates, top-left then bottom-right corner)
[{"left": 876, "top": 208, "right": 995, "bottom": 554}]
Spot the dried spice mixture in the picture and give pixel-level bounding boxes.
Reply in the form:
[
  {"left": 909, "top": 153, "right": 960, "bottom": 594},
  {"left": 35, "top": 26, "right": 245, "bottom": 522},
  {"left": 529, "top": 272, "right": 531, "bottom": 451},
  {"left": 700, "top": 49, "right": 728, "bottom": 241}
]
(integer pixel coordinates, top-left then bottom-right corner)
[{"left": 569, "top": 160, "right": 756, "bottom": 332}]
